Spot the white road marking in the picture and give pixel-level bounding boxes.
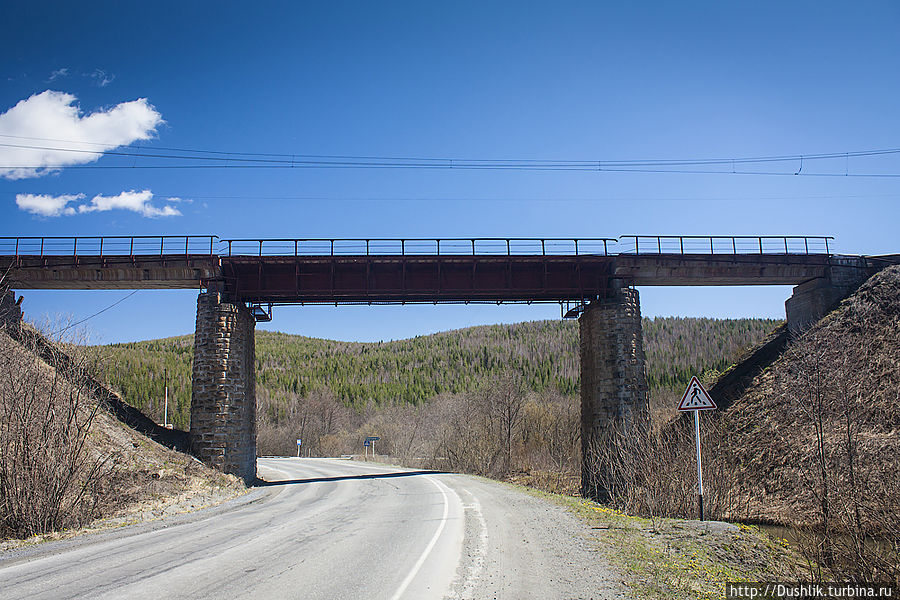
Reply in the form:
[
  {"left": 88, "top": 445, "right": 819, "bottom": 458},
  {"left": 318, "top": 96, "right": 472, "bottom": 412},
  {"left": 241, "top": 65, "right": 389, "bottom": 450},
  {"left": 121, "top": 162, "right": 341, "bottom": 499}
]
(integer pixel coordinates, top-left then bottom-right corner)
[{"left": 388, "top": 475, "right": 452, "bottom": 600}]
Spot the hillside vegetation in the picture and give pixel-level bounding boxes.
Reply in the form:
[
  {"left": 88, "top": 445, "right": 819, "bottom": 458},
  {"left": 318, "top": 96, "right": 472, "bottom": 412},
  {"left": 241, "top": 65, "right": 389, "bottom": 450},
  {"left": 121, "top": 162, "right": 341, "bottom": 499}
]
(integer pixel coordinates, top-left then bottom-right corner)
[
  {"left": 715, "top": 265, "right": 900, "bottom": 578},
  {"left": 98, "top": 316, "right": 780, "bottom": 430},
  {"left": 593, "top": 266, "right": 900, "bottom": 581},
  {"left": 0, "top": 326, "right": 243, "bottom": 541}
]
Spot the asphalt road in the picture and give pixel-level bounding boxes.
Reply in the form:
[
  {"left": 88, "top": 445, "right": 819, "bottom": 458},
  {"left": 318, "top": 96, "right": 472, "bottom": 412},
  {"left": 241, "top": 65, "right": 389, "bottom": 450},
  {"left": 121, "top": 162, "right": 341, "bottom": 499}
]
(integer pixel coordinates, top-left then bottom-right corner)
[{"left": 0, "top": 458, "right": 621, "bottom": 599}]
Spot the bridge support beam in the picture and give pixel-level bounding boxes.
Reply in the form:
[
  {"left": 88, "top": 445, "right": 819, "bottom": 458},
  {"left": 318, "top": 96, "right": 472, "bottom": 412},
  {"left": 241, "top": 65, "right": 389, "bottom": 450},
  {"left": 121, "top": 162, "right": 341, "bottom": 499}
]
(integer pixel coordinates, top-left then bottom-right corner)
[
  {"left": 190, "top": 291, "right": 257, "bottom": 484},
  {"left": 785, "top": 261, "right": 871, "bottom": 335},
  {"left": 579, "top": 282, "right": 649, "bottom": 504}
]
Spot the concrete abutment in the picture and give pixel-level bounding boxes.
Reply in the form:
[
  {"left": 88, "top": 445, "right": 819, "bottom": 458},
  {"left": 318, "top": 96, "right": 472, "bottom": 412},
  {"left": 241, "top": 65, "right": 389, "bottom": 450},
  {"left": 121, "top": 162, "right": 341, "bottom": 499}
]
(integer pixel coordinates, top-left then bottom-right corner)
[
  {"left": 579, "top": 283, "right": 650, "bottom": 503},
  {"left": 190, "top": 291, "right": 257, "bottom": 484},
  {"left": 785, "top": 260, "right": 872, "bottom": 335}
]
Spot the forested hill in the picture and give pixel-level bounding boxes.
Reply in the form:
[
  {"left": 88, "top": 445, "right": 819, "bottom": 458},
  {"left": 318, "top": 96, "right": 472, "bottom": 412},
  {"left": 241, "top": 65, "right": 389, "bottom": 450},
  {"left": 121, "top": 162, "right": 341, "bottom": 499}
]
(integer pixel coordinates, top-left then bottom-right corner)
[{"left": 97, "top": 317, "right": 780, "bottom": 430}]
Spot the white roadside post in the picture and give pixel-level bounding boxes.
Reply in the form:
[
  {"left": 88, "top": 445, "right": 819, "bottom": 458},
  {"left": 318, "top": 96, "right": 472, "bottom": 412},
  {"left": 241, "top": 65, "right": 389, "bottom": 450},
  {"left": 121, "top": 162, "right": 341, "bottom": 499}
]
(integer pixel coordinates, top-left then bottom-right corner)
[
  {"left": 163, "top": 368, "right": 169, "bottom": 428},
  {"left": 677, "top": 376, "right": 717, "bottom": 521},
  {"left": 297, "top": 438, "right": 302, "bottom": 457},
  {"left": 364, "top": 436, "right": 380, "bottom": 461}
]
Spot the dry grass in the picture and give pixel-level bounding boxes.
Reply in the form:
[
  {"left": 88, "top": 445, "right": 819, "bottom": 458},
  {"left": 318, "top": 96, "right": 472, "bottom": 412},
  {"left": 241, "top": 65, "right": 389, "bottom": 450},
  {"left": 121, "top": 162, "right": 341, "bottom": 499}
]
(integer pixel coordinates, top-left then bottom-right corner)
[
  {"left": 711, "top": 266, "right": 900, "bottom": 581},
  {"left": 0, "top": 320, "right": 244, "bottom": 542},
  {"left": 585, "top": 266, "right": 900, "bottom": 582},
  {"left": 0, "top": 322, "right": 113, "bottom": 538}
]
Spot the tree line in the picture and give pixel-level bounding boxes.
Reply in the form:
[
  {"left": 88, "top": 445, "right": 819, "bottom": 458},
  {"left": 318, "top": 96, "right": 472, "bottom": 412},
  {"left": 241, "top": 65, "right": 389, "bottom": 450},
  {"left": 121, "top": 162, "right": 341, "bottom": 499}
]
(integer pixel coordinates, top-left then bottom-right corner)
[{"left": 96, "top": 316, "right": 779, "bottom": 431}]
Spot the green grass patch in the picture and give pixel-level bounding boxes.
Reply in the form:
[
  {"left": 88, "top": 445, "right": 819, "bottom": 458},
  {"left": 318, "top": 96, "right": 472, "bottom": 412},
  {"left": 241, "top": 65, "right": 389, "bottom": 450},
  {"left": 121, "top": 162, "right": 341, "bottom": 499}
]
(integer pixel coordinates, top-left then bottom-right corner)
[{"left": 515, "top": 485, "right": 804, "bottom": 599}]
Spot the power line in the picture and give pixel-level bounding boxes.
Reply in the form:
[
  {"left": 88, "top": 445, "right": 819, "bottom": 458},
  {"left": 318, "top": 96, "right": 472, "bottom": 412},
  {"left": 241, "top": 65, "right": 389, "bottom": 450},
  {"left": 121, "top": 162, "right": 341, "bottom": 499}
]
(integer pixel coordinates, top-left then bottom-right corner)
[
  {"left": 47, "top": 290, "right": 139, "bottom": 336},
  {"left": 2, "top": 137, "right": 900, "bottom": 176},
  {"left": 4, "top": 133, "right": 896, "bottom": 164},
  {"left": 1, "top": 191, "right": 897, "bottom": 202},
  {"left": 4, "top": 162, "right": 900, "bottom": 177}
]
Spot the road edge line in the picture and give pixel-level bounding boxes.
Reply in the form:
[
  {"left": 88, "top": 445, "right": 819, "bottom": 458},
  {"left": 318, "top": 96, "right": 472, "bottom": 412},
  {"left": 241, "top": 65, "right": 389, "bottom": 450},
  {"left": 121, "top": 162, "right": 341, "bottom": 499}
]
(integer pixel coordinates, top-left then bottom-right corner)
[{"left": 388, "top": 475, "right": 451, "bottom": 600}]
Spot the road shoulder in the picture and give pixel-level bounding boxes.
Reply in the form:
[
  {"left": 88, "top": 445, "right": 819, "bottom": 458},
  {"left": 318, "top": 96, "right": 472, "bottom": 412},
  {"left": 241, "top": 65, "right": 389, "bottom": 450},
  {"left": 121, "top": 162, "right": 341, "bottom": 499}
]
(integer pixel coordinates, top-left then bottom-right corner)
[
  {"left": 443, "top": 473, "right": 625, "bottom": 600},
  {"left": 520, "top": 486, "right": 806, "bottom": 599}
]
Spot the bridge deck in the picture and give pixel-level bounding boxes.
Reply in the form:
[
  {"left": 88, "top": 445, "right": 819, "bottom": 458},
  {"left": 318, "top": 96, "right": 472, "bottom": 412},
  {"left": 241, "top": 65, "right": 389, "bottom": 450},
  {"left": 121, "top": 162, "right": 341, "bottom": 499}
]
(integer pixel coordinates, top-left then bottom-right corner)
[
  {"left": 1, "top": 234, "right": 862, "bottom": 303},
  {"left": 0, "top": 252, "right": 843, "bottom": 302}
]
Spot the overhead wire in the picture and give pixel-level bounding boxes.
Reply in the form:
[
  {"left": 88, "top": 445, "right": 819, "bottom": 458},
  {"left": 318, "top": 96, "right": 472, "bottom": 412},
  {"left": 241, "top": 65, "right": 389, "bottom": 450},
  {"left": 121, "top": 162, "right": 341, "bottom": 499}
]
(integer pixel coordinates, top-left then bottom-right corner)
[
  {"left": 0, "top": 133, "right": 898, "bottom": 164},
  {"left": 1, "top": 191, "right": 897, "bottom": 203},
  {"left": 47, "top": 290, "right": 139, "bottom": 336},
  {"left": 3, "top": 163, "right": 900, "bottom": 177},
  {"left": 1, "top": 136, "right": 900, "bottom": 176}
]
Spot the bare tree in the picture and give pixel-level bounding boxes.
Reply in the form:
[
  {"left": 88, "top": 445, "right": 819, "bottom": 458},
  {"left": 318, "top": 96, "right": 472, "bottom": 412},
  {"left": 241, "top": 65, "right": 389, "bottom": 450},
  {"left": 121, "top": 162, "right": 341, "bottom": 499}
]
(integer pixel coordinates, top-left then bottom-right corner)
[
  {"left": 485, "top": 374, "right": 527, "bottom": 475},
  {"left": 0, "top": 305, "right": 115, "bottom": 538}
]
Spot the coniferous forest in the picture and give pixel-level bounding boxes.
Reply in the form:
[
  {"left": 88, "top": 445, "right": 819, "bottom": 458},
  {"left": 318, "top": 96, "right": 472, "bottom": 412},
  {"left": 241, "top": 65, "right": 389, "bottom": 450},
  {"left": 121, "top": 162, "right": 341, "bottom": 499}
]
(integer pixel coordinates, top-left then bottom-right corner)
[{"left": 97, "top": 316, "right": 779, "bottom": 432}]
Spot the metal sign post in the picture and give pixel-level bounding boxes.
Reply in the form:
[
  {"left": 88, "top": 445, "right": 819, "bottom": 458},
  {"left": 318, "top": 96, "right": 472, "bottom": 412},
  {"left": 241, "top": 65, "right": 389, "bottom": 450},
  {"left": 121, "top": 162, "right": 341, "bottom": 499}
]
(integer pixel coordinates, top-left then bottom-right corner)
[
  {"left": 693, "top": 409, "right": 703, "bottom": 520},
  {"left": 296, "top": 438, "right": 302, "bottom": 458},
  {"left": 677, "top": 376, "right": 717, "bottom": 521},
  {"left": 364, "top": 436, "right": 380, "bottom": 461}
]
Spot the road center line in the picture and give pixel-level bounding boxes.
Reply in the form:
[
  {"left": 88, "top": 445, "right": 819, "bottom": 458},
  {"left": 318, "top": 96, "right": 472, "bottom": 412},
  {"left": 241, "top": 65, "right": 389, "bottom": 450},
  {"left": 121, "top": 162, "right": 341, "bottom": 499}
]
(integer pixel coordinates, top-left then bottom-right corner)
[{"left": 388, "top": 475, "right": 451, "bottom": 600}]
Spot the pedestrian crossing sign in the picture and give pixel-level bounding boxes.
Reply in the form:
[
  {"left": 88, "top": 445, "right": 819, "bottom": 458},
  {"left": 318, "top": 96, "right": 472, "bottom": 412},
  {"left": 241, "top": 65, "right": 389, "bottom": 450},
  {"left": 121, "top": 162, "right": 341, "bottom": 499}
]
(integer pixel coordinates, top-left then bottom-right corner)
[{"left": 677, "top": 376, "right": 717, "bottom": 411}]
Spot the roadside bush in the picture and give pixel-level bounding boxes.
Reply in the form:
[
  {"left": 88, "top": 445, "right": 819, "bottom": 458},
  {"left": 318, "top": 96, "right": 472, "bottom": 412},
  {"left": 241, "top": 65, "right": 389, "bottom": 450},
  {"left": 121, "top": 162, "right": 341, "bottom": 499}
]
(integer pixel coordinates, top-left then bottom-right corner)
[
  {"left": 0, "top": 317, "right": 114, "bottom": 538},
  {"left": 256, "top": 388, "right": 351, "bottom": 457},
  {"left": 583, "top": 412, "right": 747, "bottom": 522},
  {"left": 777, "top": 326, "right": 900, "bottom": 583}
]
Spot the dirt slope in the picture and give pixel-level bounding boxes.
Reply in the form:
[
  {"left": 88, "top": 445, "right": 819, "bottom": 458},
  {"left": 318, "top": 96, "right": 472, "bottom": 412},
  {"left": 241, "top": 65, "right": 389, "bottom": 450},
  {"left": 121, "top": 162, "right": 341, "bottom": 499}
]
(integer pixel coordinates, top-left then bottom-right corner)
[
  {"left": 0, "top": 328, "right": 245, "bottom": 545},
  {"left": 713, "top": 265, "right": 900, "bottom": 529}
]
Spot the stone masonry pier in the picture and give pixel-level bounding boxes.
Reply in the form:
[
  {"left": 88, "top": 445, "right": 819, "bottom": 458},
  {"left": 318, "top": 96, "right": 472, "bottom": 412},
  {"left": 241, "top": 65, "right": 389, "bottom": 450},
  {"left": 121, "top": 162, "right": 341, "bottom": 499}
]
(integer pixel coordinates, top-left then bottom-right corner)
[
  {"left": 579, "top": 282, "right": 649, "bottom": 502},
  {"left": 190, "top": 291, "right": 257, "bottom": 483}
]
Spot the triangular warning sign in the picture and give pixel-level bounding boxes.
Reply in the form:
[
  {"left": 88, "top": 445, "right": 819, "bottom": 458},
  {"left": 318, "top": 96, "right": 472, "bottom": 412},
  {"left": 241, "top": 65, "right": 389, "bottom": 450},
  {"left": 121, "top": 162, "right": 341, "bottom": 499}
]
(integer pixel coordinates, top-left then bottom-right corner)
[{"left": 677, "top": 376, "right": 717, "bottom": 411}]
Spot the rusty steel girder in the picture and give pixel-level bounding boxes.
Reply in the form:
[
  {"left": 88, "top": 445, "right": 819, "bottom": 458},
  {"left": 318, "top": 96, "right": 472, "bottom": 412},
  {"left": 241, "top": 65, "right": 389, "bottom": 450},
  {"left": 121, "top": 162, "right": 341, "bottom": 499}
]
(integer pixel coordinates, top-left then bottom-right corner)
[{"left": 221, "top": 254, "right": 614, "bottom": 303}]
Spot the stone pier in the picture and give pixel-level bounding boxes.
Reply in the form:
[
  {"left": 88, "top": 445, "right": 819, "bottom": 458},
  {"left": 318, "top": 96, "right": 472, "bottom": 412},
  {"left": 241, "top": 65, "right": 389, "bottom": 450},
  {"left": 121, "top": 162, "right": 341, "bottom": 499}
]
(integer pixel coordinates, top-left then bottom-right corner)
[
  {"left": 190, "top": 291, "right": 257, "bottom": 483},
  {"left": 579, "top": 282, "right": 649, "bottom": 503}
]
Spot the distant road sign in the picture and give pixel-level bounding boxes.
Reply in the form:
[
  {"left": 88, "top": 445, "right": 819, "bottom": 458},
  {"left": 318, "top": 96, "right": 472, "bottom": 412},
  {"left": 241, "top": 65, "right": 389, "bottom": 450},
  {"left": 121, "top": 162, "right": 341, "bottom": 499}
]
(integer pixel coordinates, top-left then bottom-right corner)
[
  {"left": 677, "top": 376, "right": 717, "bottom": 411},
  {"left": 365, "top": 436, "right": 380, "bottom": 442},
  {"left": 363, "top": 440, "right": 371, "bottom": 447},
  {"left": 297, "top": 439, "right": 302, "bottom": 445}
]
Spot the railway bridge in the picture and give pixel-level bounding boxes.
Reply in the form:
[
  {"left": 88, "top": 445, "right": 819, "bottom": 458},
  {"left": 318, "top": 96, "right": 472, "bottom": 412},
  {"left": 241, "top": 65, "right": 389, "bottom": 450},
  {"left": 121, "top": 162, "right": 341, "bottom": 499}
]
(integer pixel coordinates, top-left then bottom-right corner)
[{"left": 0, "top": 234, "right": 884, "bottom": 501}]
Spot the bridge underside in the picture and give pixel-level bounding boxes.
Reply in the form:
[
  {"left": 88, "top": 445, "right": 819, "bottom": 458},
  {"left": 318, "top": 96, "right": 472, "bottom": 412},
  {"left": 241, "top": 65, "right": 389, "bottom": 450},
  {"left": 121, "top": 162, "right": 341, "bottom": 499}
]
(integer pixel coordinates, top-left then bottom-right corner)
[
  {"left": 2, "top": 255, "right": 219, "bottom": 290},
  {"left": 3, "top": 253, "right": 838, "bottom": 297}
]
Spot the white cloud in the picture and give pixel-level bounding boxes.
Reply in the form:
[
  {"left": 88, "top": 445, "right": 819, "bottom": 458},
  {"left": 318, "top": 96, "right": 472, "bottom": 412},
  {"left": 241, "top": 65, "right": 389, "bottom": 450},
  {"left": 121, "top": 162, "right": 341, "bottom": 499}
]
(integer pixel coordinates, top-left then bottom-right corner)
[
  {"left": 88, "top": 69, "right": 114, "bottom": 87},
  {"left": 15, "top": 189, "right": 182, "bottom": 218},
  {"left": 0, "top": 90, "right": 163, "bottom": 179},
  {"left": 78, "top": 190, "right": 181, "bottom": 218},
  {"left": 47, "top": 68, "right": 69, "bottom": 82},
  {"left": 16, "top": 193, "right": 84, "bottom": 217}
]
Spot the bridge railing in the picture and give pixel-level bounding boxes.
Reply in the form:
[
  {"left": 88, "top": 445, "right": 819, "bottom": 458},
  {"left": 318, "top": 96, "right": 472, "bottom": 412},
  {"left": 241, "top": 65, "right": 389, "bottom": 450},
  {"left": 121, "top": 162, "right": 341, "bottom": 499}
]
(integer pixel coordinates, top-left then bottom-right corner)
[
  {"left": 0, "top": 235, "right": 836, "bottom": 259},
  {"left": 618, "top": 235, "right": 833, "bottom": 255},
  {"left": 0, "top": 236, "right": 218, "bottom": 259},
  {"left": 222, "top": 237, "right": 618, "bottom": 257}
]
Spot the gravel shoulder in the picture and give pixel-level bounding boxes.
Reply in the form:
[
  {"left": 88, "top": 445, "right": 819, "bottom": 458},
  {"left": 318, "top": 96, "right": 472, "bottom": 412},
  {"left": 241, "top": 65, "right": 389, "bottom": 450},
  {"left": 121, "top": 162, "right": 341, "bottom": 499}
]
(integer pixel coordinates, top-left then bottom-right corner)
[
  {"left": 441, "top": 472, "right": 624, "bottom": 600},
  {"left": 519, "top": 486, "right": 806, "bottom": 600}
]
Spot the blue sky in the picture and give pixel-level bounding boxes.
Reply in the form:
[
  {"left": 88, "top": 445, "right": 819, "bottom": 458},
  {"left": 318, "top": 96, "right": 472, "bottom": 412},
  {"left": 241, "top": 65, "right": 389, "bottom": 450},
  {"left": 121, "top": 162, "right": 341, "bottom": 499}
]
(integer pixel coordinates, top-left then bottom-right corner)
[{"left": 2, "top": 2, "right": 899, "bottom": 343}]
